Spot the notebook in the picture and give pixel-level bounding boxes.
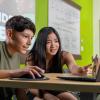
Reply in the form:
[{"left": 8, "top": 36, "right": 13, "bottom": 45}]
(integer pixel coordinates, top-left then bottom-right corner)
[{"left": 57, "top": 55, "right": 100, "bottom": 82}]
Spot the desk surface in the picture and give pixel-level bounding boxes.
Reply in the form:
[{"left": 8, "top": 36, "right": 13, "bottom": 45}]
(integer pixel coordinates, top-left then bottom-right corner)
[{"left": 0, "top": 73, "right": 100, "bottom": 93}]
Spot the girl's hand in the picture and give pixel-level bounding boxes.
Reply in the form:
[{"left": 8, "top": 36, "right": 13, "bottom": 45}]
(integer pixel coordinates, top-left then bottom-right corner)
[{"left": 77, "top": 64, "right": 92, "bottom": 75}]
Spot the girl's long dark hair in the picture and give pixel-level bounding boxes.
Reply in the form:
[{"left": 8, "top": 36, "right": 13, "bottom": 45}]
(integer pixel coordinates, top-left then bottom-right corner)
[{"left": 29, "top": 27, "right": 62, "bottom": 73}]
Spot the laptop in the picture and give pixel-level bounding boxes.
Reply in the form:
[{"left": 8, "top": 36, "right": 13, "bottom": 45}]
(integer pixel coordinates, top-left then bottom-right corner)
[
  {"left": 10, "top": 74, "right": 49, "bottom": 81},
  {"left": 57, "top": 55, "right": 100, "bottom": 82}
]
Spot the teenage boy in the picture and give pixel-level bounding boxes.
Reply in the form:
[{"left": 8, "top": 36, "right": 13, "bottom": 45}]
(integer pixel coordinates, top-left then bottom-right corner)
[{"left": 0, "top": 15, "right": 44, "bottom": 100}]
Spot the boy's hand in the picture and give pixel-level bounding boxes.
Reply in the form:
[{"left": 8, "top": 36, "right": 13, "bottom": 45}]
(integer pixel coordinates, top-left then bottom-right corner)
[{"left": 10, "top": 66, "right": 44, "bottom": 79}]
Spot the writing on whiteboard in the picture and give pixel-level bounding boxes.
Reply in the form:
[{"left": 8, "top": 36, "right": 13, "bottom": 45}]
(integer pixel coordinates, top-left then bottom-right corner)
[{"left": 48, "top": 0, "right": 80, "bottom": 55}]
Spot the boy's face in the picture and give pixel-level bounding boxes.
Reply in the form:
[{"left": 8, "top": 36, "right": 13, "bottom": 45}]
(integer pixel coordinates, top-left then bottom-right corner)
[{"left": 8, "top": 29, "right": 34, "bottom": 54}]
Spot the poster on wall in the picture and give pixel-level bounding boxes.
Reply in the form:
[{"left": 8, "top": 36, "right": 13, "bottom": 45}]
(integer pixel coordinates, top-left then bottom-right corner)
[
  {"left": 0, "top": 0, "right": 35, "bottom": 49},
  {"left": 48, "top": 0, "right": 81, "bottom": 55}
]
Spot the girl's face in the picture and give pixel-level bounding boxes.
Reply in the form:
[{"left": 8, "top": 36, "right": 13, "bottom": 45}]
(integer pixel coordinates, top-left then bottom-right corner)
[{"left": 46, "top": 32, "right": 59, "bottom": 58}]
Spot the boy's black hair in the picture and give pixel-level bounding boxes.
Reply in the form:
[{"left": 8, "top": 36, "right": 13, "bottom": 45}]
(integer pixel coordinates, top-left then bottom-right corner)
[{"left": 6, "top": 15, "right": 36, "bottom": 34}]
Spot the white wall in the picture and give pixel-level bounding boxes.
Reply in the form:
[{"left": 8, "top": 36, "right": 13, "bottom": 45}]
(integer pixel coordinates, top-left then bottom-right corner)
[{"left": 93, "top": 0, "right": 100, "bottom": 56}]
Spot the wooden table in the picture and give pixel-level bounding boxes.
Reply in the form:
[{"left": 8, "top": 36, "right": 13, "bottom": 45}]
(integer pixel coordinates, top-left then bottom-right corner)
[{"left": 0, "top": 73, "right": 99, "bottom": 100}]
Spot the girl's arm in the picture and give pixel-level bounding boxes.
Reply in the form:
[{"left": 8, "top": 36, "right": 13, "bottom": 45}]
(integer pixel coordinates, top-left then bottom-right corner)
[{"left": 62, "top": 51, "right": 90, "bottom": 75}]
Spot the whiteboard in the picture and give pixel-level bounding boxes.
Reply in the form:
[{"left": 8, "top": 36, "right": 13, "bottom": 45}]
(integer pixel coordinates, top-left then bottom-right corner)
[
  {"left": 48, "top": 0, "right": 81, "bottom": 55},
  {"left": 0, "top": 0, "right": 35, "bottom": 41}
]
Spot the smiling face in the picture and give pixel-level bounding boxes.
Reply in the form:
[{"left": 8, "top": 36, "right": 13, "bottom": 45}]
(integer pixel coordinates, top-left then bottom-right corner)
[
  {"left": 7, "top": 29, "right": 34, "bottom": 54},
  {"left": 46, "top": 32, "right": 60, "bottom": 58}
]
